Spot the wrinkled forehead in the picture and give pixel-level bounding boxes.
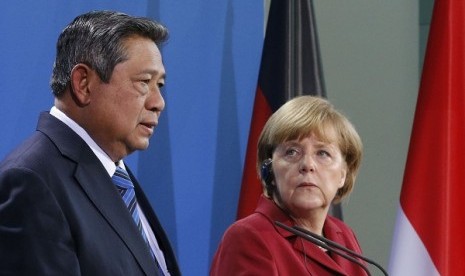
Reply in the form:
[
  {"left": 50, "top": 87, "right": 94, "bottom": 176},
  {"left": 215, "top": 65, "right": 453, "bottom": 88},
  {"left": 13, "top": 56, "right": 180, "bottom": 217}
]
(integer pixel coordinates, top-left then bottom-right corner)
[{"left": 278, "top": 121, "right": 340, "bottom": 146}]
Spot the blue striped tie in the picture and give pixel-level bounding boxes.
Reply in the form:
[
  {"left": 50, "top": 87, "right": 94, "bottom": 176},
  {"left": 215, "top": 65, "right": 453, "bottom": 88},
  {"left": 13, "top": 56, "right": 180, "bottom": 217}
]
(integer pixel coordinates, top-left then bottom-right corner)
[{"left": 112, "top": 166, "right": 165, "bottom": 275}]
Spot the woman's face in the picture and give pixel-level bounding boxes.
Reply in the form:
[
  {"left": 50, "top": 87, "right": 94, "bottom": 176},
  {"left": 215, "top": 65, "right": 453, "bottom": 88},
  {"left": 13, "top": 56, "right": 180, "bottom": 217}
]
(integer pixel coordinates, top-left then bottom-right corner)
[{"left": 271, "top": 129, "right": 347, "bottom": 218}]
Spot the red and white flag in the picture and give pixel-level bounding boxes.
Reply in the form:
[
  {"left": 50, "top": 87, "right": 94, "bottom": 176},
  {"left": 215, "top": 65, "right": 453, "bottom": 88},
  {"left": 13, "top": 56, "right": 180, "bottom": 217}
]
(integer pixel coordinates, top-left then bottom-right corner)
[{"left": 389, "top": 0, "right": 465, "bottom": 275}]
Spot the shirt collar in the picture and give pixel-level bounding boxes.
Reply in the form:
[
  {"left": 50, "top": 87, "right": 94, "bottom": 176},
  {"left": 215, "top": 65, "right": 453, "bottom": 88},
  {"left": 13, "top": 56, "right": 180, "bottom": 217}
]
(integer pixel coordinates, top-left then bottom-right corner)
[{"left": 50, "top": 106, "right": 119, "bottom": 176}]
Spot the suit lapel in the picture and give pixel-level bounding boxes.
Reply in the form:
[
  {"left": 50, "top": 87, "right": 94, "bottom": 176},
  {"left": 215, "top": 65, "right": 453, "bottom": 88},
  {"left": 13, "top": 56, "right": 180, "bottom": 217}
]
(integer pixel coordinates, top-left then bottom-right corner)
[
  {"left": 292, "top": 236, "right": 347, "bottom": 275},
  {"left": 289, "top": 218, "right": 356, "bottom": 276},
  {"left": 75, "top": 163, "right": 158, "bottom": 276},
  {"left": 38, "top": 113, "right": 158, "bottom": 276},
  {"left": 129, "top": 169, "right": 180, "bottom": 276},
  {"left": 323, "top": 218, "right": 362, "bottom": 274},
  {"left": 269, "top": 202, "right": 348, "bottom": 275}
]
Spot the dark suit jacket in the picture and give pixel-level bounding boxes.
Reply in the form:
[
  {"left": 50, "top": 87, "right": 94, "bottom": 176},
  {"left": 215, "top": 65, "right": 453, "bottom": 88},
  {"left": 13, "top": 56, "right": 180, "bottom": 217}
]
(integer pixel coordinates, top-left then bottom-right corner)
[
  {"left": 210, "top": 196, "right": 368, "bottom": 276},
  {"left": 0, "top": 112, "right": 180, "bottom": 276}
]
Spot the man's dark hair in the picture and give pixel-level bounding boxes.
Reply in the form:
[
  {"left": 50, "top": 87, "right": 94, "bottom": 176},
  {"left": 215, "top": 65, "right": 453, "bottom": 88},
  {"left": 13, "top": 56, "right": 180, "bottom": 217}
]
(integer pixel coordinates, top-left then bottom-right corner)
[{"left": 50, "top": 10, "right": 169, "bottom": 96}]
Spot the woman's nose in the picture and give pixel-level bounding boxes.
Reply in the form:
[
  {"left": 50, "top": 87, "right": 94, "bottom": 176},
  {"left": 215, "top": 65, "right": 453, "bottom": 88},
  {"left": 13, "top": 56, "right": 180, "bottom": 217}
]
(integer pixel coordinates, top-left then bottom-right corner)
[{"left": 299, "top": 154, "right": 315, "bottom": 173}]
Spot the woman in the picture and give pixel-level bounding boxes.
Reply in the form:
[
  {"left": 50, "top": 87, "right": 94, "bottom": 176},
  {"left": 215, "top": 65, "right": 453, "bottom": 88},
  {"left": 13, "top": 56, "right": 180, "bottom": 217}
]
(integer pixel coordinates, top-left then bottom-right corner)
[{"left": 210, "top": 96, "right": 366, "bottom": 275}]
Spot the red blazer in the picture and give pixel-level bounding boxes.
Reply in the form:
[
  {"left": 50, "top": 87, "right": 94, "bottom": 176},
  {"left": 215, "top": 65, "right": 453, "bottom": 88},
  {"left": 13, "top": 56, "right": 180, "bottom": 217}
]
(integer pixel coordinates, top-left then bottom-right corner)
[{"left": 211, "top": 196, "right": 368, "bottom": 276}]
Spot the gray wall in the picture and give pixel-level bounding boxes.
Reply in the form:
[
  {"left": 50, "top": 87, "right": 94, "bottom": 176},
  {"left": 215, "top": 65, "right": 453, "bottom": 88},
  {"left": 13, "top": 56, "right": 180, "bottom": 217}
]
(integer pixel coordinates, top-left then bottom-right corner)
[{"left": 314, "top": 0, "right": 419, "bottom": 269}]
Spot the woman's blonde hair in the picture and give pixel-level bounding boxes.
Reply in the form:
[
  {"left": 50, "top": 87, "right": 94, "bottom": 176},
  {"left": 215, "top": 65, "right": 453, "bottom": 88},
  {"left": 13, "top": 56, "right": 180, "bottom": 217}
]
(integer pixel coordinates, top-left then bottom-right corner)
[{"left": 257, "top": 95, "right": 363, "bottom": 203}]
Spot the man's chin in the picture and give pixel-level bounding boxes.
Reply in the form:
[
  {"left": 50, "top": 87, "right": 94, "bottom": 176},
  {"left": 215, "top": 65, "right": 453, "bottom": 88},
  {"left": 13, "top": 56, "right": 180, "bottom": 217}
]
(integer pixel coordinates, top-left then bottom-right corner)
[{"left": 135, "top": 140, "right": 150, "bottom": 151}]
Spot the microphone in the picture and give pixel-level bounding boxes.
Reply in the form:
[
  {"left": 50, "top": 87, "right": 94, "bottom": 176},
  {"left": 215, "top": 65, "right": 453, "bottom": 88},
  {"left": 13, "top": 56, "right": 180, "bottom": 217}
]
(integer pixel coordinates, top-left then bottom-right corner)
[{"left": 274, "top": 221, "right": 388, "bottom": 276}]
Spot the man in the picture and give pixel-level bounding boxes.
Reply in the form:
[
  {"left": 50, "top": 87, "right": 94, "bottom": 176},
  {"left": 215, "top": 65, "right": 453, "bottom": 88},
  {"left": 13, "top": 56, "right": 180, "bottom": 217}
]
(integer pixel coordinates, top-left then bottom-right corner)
[{"left": 0, "top": 11, "right": 180, "bottom": 276}]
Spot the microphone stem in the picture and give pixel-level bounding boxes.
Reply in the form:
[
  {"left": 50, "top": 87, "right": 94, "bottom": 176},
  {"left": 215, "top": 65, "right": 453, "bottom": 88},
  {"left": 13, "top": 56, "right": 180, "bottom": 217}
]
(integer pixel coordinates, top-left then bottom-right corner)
[
  {"left": 275, "top": 221, "right": 387, "bottom": 276},
  {"left": 293, "top": 225, "right": 388, "bottom": 276}
]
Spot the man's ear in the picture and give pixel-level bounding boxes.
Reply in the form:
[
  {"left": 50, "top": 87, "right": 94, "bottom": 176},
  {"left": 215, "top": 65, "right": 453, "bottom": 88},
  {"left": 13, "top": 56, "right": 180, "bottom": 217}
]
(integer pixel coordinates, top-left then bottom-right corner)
[{"left": 69, "top": 64, "right": 94, "bottom": 106}]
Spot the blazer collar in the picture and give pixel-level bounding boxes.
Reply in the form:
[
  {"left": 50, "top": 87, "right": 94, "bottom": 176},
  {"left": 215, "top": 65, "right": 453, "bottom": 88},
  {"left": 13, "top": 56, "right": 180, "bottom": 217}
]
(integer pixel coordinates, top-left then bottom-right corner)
[
  {"left": 37, "top": 112, "right": 158, "bottom": 276},
  {"left": 256, "top": 196, "right": 349, "bottom": 275}
]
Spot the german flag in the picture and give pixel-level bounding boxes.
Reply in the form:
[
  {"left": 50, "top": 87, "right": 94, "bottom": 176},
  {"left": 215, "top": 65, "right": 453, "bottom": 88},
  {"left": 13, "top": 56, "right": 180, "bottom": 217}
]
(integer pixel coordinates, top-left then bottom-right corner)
[{"left": 237, "top": 0, "right": 330, "bottom": 219}]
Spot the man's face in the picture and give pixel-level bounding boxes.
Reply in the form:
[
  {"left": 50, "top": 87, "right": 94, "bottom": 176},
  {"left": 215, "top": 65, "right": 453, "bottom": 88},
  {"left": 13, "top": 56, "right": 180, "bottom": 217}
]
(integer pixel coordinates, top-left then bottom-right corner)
[{"left": 86, "top": 36, "right": 166, "bottom": 161}]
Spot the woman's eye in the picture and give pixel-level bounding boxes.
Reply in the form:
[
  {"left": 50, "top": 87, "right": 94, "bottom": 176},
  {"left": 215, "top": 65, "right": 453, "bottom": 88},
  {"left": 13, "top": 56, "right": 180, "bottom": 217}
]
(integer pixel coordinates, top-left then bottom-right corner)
[
  {"left": 285, "top": 148, "right": 299, "bottom": 156},
  {"left": 317, "top": 150, "right": 331, "bottom": 158}
]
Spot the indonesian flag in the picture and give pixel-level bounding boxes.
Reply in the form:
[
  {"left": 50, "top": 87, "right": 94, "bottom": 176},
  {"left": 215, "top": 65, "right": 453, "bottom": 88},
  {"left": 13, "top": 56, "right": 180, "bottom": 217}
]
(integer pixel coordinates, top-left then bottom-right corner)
[
  {"left": 236, "top": 0, "right": 327, "bottom": 220},
  {"left": 388, "top": 0, "right": 465, "bottom": 275}
]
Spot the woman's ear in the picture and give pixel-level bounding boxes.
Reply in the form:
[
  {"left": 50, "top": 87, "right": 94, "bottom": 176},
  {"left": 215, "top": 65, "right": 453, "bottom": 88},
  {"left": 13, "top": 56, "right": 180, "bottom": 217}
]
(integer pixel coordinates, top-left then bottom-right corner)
[
  {"left": 69, "top": 64, "right": 94, "bottom": 106},
  {"left": 338, "top": 166, "right": 347, "bottom": 188}
]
